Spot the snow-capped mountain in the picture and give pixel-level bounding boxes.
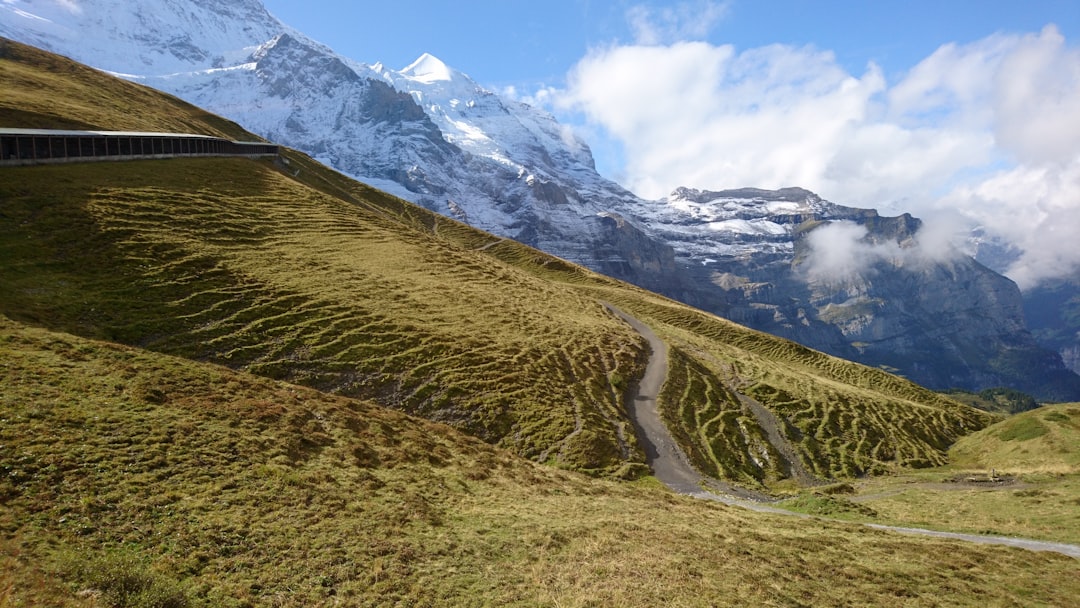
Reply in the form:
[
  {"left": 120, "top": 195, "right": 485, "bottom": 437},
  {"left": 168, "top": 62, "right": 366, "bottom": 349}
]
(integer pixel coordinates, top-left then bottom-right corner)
[
  {"left": 0, "top": 0, "right": 283, "bottom": 73},
  {"left": 3, "top": 0, "right": 1078, "bottom": 399}
]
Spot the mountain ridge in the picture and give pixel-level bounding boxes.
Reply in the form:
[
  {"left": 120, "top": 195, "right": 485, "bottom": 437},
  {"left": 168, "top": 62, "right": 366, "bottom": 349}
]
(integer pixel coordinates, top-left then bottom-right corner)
[{"left": 2, "top": 0, "right": 1077, "bottom": 399}]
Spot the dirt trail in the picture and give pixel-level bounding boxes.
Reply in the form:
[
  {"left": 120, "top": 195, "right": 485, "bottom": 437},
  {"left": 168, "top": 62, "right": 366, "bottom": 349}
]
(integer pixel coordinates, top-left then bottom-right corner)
[
  {"left": 604, "top": 303, "right": 1080, "bottom": 559},
  {"left": 604, "top": 303, "right": 704, "bottom": 495},
  {"left": 700, "top": 353, "right": 823, "bottom": 487},
  {"left": 473, "top": 238, "right": 505, "bottom": 251}
]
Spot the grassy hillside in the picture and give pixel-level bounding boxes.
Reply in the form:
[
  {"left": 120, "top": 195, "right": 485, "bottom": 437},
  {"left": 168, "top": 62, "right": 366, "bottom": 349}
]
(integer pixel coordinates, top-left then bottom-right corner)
[
  {"left": 0, "top": 37, "right": 254, "bottom": 138},
  {"left": 785, "top": 404, "right": 1080, "bottom": 545},
  {"left": 2, "top": 316, "right": 1077, "bottom": 607},
  {"left": 950, "top": 403, "right": 1080, "bottom": 474},
  {"left": 581, "top": 288, "right": 993, "bottom": 483},
  {"left": 0, "top": 36, "right": 996, "bottom": 482},
  {"left": 0, "top": 157, "right": 646, "bottom": 473}
]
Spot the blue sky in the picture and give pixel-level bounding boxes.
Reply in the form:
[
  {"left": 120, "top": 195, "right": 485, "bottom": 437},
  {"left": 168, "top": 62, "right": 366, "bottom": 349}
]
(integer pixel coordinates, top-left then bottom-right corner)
[
  {"left": 262, "top": 0, "right": 1080, "bottom": 287},
  {"left": 263, "top": 1, "right": 1077, "bottom": 88}
]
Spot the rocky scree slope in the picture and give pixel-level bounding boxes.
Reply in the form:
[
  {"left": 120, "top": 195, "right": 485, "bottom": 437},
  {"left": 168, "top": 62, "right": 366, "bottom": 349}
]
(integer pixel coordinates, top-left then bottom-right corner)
[{"left": 2, "top": 0, "right": 1077, "bottom": 400}]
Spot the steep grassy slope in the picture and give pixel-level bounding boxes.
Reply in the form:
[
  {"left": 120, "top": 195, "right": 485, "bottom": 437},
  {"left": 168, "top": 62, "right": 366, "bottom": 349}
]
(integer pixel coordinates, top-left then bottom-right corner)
[
  {"left": 0, "top": 37, "right": 253, "bottom": 138},
  {"left": 951, "top": 403, "right": 1080, "bottom": 474},
  {"left": 579, "top": 286, "right": 994, "bottom": 483},
  {"left": 0, "top": 157, "right": 646, "bottom": 473},
  {"left": 2, "top": 316, "right": 1077, "bottom": 607},
  {"left": 0, "top": 37, "right": 996, "bottom": 482}
]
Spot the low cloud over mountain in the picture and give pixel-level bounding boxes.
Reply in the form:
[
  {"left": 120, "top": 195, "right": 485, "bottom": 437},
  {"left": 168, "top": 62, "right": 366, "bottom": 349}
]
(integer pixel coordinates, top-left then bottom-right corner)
[{"left": 552, "top": 24, "right": 1080, "bottom": 290}]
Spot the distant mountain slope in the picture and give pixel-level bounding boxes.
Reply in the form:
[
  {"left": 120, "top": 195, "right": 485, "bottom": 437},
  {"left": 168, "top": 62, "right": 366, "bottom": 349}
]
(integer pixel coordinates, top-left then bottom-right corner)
[
  {"left": 1023, "top": 275, "right": 1080, "bottom": 376},
  {"left": 633, "top": 187, "right": 1080, "bottom": 401},
  {"left": 2, "top": 1, "right": 1077, "bottom": 400},
  {"left": 0, "top": 38, "right": 993, "bottom": 481}
]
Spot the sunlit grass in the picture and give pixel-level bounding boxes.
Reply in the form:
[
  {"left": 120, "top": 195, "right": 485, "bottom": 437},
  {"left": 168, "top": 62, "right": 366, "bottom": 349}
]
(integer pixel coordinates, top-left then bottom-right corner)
[
  {"left": 578, "top": 285, "right": 994, "bottom": 482},
  {"left": 0, "top": 37, "right": 253, "bottom": 138},
  {"left": 779, "top": 404, "right": 1080, "bottom": 544},
  {"left": 1, "top": 317, "right": 1077, "bottom": 607},
  {"left": 0, "top": 158, "right": 646, "bottom": 472}
]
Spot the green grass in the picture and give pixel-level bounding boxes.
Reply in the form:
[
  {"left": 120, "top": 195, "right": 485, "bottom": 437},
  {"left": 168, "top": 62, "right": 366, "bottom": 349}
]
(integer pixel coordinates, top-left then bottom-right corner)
[
  {"left": 951, "top": 403, "right": 1080, "bottom": 473},
  {"left": 657, "top": 345, "right": 783, "bottom": 485},
  {"left": 582, "top": 288, "right": 994, "bottom": 482},
  {"left": 2, "top": 316, "right": 1078, "bottom": 607},
  {"left": 781, "top": 493, "right": 879, "bottom": 518},
  {"left": 0, "top": 158, "right": 646, "bottom": 473},
  {"left": 787, "top": 404, "right": 1080, "bottom": 544}
]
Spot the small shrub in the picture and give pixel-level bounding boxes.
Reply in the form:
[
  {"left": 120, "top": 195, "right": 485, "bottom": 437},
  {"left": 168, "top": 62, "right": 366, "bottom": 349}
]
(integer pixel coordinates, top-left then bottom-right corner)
[
  {"left": 817, "top": 482, "right": 856, "bottom": 495},
  {"left": 63, "top": 550, "right": 192, "bottom": 608},
  {"left": 609, "top": 372, "right": 627, "bottom": 392},
  {"left": 1043, "top": 411, "right": 1070, "bottom": 424},
  {"left": 782, "top": 493, "right": 877, "bottom": 518}
]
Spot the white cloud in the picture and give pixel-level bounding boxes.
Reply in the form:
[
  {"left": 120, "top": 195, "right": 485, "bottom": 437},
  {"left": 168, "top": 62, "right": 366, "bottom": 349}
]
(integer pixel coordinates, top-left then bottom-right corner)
[
  {"left": 941, "top": 158, "right": 1080, "bottom": 290},
  {"left": 803, "top": 218, "right": 965, "bottom": 286},
  {"left": 803, "top": 222, "right": 895, "bottom": 284},
  {"left": 558, "top": 42, "right": 886, "bottom": 199},
  {"left": 626, "top": 1, "right": 730, "bottom": 45},
  {"left": 992, "top": 26, "right": 1080, "bottom": 165},
  {"left": 553, "top": 25, "right": 1080, "bottom": 288}
]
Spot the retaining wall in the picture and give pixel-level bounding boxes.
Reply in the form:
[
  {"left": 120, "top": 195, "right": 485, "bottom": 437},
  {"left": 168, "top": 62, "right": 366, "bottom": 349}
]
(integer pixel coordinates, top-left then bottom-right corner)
[{"left": 0, "top": 128, "right": 278, "bottom": 166}]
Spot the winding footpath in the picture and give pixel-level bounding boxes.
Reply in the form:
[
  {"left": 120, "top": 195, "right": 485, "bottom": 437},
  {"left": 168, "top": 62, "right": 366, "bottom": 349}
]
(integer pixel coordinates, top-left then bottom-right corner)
[{"left": 604, "top": 303, "right": 1080, "bottom": 559}]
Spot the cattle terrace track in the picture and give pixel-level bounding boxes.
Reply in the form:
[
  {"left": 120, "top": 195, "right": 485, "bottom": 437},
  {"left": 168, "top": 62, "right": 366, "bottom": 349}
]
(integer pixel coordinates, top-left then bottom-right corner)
[{"left": 606, "top": 303, "right": 1080, "bottom": 559}]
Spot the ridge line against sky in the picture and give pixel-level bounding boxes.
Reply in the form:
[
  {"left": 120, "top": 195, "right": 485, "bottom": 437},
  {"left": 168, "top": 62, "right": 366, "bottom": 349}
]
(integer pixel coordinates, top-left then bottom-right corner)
[
  {"left": 4, "top": 0, "right": 1072, "bottom": 287},
  {"left": 263, "top": 0, "right": 1079, "bottom": 288}
]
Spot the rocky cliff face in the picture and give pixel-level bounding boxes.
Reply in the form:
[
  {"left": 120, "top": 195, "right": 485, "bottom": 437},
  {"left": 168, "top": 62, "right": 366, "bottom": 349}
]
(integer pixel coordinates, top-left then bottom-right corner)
[
  {"left": 3, "top": 0, "right": 1078, "bottom": 400},
  {"left": 611, "top": 187, "right": 1080, "bottom": 400},
  {"left": 1022, "top": 276, "right": 1080, "bottom": 378}
]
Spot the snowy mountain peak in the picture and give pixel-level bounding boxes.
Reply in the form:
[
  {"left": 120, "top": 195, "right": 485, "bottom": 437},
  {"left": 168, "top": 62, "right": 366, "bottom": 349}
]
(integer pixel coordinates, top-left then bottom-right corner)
[
  {"left": 401, "top": 52, "right": 453, "bottom": 83},
  {"left": 0, "top": 0, "right": 283, "bottom": 73}
]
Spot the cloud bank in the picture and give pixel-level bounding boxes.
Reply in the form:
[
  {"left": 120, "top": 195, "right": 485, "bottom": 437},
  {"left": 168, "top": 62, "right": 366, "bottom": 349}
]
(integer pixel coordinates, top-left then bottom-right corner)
[
  {"left": 803, "top": 218, "right": 966, "bottom": 288},
  {"left": 553, "top": 19, "right": 1080, "bottom": 289}
]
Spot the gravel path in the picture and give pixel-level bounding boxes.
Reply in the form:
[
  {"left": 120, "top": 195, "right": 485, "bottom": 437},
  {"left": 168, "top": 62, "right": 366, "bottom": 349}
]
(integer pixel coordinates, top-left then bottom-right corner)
[{"left": 605, "top": 303, "right": 1080, "bottom": 559}]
